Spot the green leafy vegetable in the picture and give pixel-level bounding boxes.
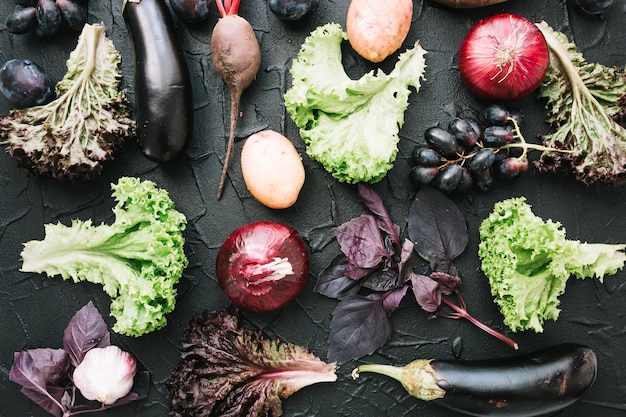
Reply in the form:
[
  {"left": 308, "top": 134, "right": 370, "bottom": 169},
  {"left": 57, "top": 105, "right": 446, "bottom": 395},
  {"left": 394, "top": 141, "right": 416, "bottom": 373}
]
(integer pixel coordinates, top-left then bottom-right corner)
[
  {"left": 166, "top": 309, "right": 337, "bottom": 417},
  {"left": 478, "top": 197, "right": 626, "bottom": 333},
  {"left": 0, "top": 23, "right": 135, "bottom": 180},
  {"left": 284, "top": 23, "right": 427, "bottom": 184},
  {"left": 535, "top": 22, "right": 626, "bottom": 185},
  {"left": 20, "top": 177, "right": 188, "bottom": 337}
]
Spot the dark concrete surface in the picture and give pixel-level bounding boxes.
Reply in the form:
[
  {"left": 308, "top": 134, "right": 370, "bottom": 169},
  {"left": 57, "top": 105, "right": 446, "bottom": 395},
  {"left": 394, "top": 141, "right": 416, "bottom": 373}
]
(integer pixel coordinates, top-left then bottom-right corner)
[{"left": 1, "top": 0, "right": 625, "bottom": 416}]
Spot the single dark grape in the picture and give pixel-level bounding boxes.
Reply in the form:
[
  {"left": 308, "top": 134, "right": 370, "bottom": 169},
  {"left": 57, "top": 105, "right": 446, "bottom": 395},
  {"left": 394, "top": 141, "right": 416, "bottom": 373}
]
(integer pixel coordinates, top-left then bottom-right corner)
[
  {"left": 495, "top": 157, "right": 528, "bottom": 180},
  {"left": 425, "top": 126, "right": 459, "bottom": 156},
  {"left": 473, "top": 168, "right": 493, "bottom": 192},
  {"left": 482, "top": 104, "right": 510, "bottom": 126},
  {"left": 0, "top": 59, "right": 54, "bottom": 108},
  {"left": 55, "top": 0, "right": 88, "bottom": 31},
  {"left": 466, "top": 117, "right": 482, "bottom": 139},
  {"left": 268, "top": 0, "right": 319, "bottom": 20},
  {"left": 455, "top": 167, "right": 473, "bottom": 193},
  {"left": 169, "top": 0, "right": 211, "bottom": 22},
  {"left": 412, "top": 146, "right": 441, "bottom": 167},
  {"left": 36, "top": 0, "right": 62, "bottom": 36},
  {"left": 571, "top": 0, "right": 614, "bottom": 14},
  {"left": 482, "top": 125, "right": 514, "bottom": 147},
  {"left": 409, "top": 165, "right": 439, "bottom": 188},
  {"left": 468, "top": 148, "right": 496, "bottom": 174},
  {"left": 448, "top": 117, "right": 479, "bottom": 147},
  {"left": 6, "top": 6, "right": 37, "bottom": 34},
  {"left": 436, "top": 163, "right": 464, "bottom": 193}
]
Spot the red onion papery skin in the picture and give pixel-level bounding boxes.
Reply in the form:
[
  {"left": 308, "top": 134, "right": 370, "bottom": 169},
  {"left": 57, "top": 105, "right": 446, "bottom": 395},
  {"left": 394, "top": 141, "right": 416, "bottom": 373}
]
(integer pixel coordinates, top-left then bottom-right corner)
[
  {"left": 458, "top": 13, "right": 549, "bottom": 102},
  {"left": 216, "top": 221, "right": 310, "bottom": 313}
]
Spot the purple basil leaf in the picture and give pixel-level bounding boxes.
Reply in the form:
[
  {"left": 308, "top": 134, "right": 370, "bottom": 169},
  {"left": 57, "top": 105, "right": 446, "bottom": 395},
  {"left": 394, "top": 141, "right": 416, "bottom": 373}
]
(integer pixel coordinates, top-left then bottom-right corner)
[
  {"left": 10, "top": 352, "right": 65, "bottom": 417},
  {"left": 63, "top": 301, "right": 110, "bottom": 367},
  {"left": 408, "top": 186, "right": 468, "bottom": 261},
  {"left": 334, "top": 214, "right": 388, "bottom": 272},
  {"left": 400, "top": 239, "right": 414, "bottom": 265},
  {"left": 429, "top": 253, "right": 459, "bottom": 276},
  {"left": 25, "top": 348, "right": 70, "bottom": 385},
  {"left": 328, "top": 294, "right": 392, "bottom": 364},
  {"left": 431, "top": 271, "right": 461, "bottom": 295},
  {"left": 20, "top": 386, "right": 65, "bottom": 417},
  {"left": 410, "top": 272, "right": 441, "bottom": 313},
  {"left": 382, "top": 285, "right": 409, "bottom": 316},
  {"left": 361, "top": 268, "right": 401, "bottom": 292},
  {"left": 315, "top": 255, "right": 361, "bottom": 299},
  {"left": 357, "top": 183, "right": 401, "bottom": 247},
  {"left": 344, "top": 262, "right": 375, "bottom": 281}
]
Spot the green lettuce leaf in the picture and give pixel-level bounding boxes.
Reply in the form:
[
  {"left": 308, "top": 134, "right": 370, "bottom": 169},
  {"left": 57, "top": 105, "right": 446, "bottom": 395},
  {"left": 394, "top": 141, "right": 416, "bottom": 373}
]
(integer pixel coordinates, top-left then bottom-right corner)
[
  {"left": 478, "top": 197, "right": 626, "bottom": 333},
  {"left": 285, "top": 23, "right": 427, "bottom": 184},
  {"left": 20, "top": 177, "right": 188, "bottom": 337}
]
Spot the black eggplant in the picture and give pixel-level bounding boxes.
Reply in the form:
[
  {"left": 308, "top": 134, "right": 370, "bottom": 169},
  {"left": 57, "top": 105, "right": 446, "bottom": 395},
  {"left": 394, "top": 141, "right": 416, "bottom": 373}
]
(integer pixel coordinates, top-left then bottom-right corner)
[
  {"left": 122, "top": 0, "right": 192, "bottom": 163},
  {"left": 352, "top": 343, "right": 597, "bottom": 417}
]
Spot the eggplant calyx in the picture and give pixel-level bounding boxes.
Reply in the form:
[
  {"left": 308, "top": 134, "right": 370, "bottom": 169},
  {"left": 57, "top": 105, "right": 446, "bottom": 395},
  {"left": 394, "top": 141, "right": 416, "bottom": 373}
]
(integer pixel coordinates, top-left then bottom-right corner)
[{"left": 352, "top": 359, "right": 445, "bottom": 401}]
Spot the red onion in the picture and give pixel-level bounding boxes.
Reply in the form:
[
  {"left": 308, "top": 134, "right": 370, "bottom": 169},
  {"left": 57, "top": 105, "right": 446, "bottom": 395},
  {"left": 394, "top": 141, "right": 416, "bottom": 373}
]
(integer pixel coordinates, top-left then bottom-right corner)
[
  {"left": 458, "top": 13, "right": 549, "bottom": 101},
  {"left": 216, "top": 221, "right": 309, "bottom": 313}
]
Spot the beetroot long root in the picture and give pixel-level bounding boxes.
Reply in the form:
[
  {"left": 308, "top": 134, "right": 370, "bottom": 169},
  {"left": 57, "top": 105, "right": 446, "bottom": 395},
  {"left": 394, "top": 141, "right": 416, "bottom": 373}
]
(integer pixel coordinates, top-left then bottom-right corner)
[{"left": 212, "top": 0, "right": 261, "bottom": 200}]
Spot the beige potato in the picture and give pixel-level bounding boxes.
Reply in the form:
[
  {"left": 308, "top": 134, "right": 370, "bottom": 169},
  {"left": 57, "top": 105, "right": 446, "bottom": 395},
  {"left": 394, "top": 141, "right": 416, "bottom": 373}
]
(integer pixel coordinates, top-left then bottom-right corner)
[
  {"left": 346, "top": 0, "right": 413, "bottom": 63},
  {"left": 241, "top": 130, "right": 305, "bottom": 209}
]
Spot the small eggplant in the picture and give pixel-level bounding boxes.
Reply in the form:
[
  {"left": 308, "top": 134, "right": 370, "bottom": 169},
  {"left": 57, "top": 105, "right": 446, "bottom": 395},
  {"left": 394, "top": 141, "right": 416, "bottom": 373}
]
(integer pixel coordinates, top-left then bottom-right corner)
[
  {"left": 122, "top": 0, "right": 193, "bottom": 163},
  {"left": 352, "top": 343, "right": 597, "bottom": 417}
]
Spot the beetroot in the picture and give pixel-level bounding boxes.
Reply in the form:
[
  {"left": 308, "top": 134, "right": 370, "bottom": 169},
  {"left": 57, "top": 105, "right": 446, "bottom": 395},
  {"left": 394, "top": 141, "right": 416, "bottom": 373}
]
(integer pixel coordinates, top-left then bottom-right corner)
[{"left": 216, "top": 221, "right": 309, "bottom": 312}]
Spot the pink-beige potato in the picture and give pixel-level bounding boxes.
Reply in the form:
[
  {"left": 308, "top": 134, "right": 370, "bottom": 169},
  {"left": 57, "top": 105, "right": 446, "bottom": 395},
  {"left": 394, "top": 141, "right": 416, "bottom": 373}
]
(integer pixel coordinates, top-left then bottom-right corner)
[
  {"left": 241, "top": 130, "right": 305, "bottom": 209},
  {"left": 346, "top": 0, "right": 413, "bottom": 63}
]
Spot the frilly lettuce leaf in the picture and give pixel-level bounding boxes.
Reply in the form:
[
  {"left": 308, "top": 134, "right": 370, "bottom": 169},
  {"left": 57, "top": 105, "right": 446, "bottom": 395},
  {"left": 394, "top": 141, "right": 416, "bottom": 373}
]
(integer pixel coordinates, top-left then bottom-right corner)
[
  {"left": 20, "top": 177, "right": 188, "bottom": 337},
  {"left": 0, "top": 24, "right": 135, "bottom": 180},
  {"left": 167, "top": 309, "right": 337, "bottom": 417},
  {"left": 285, "top": 23, "right": 427, "bottom": 184},
  {"left": 535, "top": 22, "right": 626, "bottom": 185},
  {"left": 478, "top": 197, "right": 626, "bottom": 333}
]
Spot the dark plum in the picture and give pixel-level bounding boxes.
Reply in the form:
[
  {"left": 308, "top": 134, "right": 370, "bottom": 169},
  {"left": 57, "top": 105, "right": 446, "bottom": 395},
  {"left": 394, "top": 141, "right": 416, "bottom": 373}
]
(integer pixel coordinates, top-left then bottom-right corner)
[
  {"left": 412, "top": 146, "right": 441, "bottom": 167},
  {"left": 409, "top": 165, "right": 439, "bottom": 188},
  {"left": 36, "top": 0, "right": 62, "bottom": 36},
  {"left": 268, "top": 0, "right": 319, "bottom": 20},
  {"left": 448, "top": 117, "right": 479, "bottom": 147},
  {"left": 482, "top": 125, "right": 514, "bottom": 147},
  {"left": 6, "top": 6, "right": 37, "bottom": 34},
  {"left": 571, "top": 0, "right": 614, "bottom": 14},
  {"left": 425, "top": 126, "right": 459, "bottom": 156},
  {"left": 169, "top": 0, "right": 211, "bottom": 22},
  {"left": 0, "top": 59, "right": 54, "bottom": 108},
  {"left": 468, "top": 148, "right": 496, "bottom": 174},
  {"left": 437, "top": 163, "right": 464, "bottom": 193},
  {"left": 55, "top": 0, "right": 88, "bottom": 31}
]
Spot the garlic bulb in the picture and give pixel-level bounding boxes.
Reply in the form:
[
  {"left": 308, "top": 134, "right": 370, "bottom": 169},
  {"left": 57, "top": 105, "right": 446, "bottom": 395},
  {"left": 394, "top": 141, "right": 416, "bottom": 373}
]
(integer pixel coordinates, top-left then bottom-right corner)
[{"left": 73, "top": 345, "right": 137, "bottom": 405}]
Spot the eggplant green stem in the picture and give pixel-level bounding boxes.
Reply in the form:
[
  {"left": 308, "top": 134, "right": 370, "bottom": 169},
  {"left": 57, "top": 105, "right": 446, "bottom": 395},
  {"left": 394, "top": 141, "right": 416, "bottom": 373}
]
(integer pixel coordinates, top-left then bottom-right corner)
[{"left": 352, "top": 360, "right": 445, "bottom": 401}]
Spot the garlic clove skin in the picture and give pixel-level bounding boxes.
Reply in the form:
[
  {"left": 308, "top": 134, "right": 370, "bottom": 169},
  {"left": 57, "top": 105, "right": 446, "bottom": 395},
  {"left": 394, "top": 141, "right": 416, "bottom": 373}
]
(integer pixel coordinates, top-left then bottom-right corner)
[{"left": 73, "top": 345, "right": 137, "bottom": 405}]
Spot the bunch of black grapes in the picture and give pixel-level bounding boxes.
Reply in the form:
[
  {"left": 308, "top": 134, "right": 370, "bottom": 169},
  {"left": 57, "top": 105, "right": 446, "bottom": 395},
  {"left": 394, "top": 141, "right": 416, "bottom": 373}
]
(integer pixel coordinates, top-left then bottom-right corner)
[
  {"left": 6, "top": 0, "right": 87, "bottom": 37},
  {"left": 410, "top": 105, "right": 532, "bottom": 193}
]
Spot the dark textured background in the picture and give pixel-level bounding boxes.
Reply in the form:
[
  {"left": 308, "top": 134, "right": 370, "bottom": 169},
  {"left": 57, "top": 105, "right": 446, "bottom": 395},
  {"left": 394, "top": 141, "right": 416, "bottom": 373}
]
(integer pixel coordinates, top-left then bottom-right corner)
[{"left": 1, "top": 0, "right": 625, "bottom": 416}]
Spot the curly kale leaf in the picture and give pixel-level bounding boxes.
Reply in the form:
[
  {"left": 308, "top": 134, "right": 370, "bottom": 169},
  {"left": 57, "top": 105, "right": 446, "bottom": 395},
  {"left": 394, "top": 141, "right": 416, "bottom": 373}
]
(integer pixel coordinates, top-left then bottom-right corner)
[
  {"left": 478, "top": 197, "right": 626, "bottom": 333},
  {"left": 285, "top": 23, "right": 427, "bottom": 184},
  {"left": 0, "top": 23, "right": 135, "bottom": 180},
  {"left": 20, "top": 177, "right": 188, "bottom": 337},
  {"left": 167, "top": 309, "right": 337, "bottom": 417},
  {"left": 535, "top": 22, "right": 626, "bottom": 185}
]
